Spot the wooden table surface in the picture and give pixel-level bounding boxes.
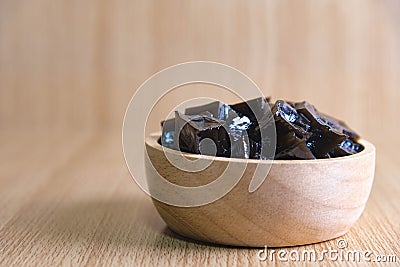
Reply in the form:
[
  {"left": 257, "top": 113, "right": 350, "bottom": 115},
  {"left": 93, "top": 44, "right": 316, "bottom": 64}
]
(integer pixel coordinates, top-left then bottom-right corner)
[
  {"left": 1, "top": 1, "right": 400, "bottom": 266},
  {"left": 0, "top": 130, "right": 398, "bottom": 266}
]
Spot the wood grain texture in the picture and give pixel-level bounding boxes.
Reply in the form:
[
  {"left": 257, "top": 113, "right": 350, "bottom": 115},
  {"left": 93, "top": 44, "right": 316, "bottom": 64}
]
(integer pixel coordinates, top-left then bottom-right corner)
[
  {"left": 146, "top": 136, "right": 376, "bottom": 247},
  {"left": 0, "top": 131, "right": 398, "bottom": 266},
  {"left": 0, "top": 0, "right": 399, "bottom": 142},
  {"left": 0, "top": 0, "right": 399, "bottom": 266}
]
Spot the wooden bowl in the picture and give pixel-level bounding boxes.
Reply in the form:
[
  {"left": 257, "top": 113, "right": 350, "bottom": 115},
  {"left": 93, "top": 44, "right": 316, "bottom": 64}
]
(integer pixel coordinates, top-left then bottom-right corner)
[{"left": 145, "top": 134, "right": 375, "bottom": 247}]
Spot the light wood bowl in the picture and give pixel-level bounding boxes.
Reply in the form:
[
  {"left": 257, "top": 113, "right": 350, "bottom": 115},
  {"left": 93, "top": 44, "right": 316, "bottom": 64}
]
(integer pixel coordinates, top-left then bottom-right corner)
[{"left": 145, "top": 134, "right": 375, "bottom": 247}]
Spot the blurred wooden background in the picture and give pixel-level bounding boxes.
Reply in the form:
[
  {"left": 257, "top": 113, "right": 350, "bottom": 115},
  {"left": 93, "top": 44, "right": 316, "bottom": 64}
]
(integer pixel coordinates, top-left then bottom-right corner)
[
  {"left": 1, "top": 0, "right": 399, "bottom": 143},
  {"left": 1, "top": 1, "right": 399, "bottom": 266}
]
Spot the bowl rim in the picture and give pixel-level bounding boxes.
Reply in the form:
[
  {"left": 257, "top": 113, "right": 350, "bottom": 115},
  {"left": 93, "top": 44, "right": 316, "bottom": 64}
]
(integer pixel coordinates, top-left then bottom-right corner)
[{"left": 145, "top": 132, "right": 375, "bottom": 165}]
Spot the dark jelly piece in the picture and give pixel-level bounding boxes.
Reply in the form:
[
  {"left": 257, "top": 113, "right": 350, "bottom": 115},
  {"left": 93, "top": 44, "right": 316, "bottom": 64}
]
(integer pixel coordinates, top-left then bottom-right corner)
[
  {"left": 329, "top": 139, "right": 364, "bottom": 157},
  {"left": 174, "top": 111, "right": 230, "bottom": 157},
  {"left": 319, "top": 112, "right": 360, "bottom": 142},
  {"left": 272, "top": 100, "right": 311, "bottom": 146},
  {"left": 185, "top": 101, "right": 230, "bottom": 120},
  {"left": 226, "top": 113, "right": 253, "bottom": 158},
  {"left": 275, "top": 141, "right": 316, "bottom": 160},
  {"left": 271, "top": 101, "right": 313, "bottom": 159},
  {"left": 229, "top": 97, "right": 276, "bottom": 158},
  {"left": 230, "top": 97, "right": 268, "bottom": 121},
  {"left": 293, "top": 101, "right": 348, "bottom": 158},
  {"left": 160, "top": 118, "right": 176, "bottom": 149},
  {"left": 230, "top": 97, "right": 267, "bottom": 137},
  {"left": 175, "top": 109, "right": 254, "bottom": 159}
]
